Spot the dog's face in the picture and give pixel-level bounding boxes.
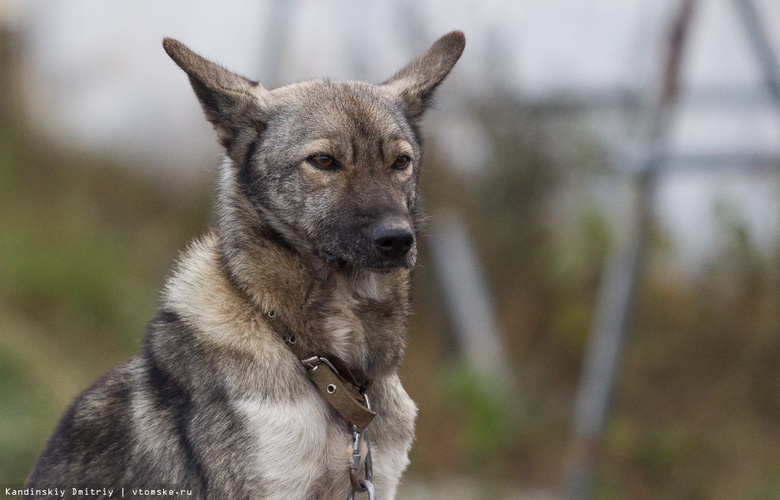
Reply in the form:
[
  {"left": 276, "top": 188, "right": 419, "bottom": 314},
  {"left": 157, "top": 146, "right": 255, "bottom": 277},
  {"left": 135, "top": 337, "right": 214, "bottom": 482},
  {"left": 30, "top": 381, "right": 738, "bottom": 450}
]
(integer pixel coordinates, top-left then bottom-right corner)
[
  {"left": 164, "top": 33, "right": 465, "bottom": 271},
  {"left": 253, "top": 81, "right": 422, "bottom": 270}
]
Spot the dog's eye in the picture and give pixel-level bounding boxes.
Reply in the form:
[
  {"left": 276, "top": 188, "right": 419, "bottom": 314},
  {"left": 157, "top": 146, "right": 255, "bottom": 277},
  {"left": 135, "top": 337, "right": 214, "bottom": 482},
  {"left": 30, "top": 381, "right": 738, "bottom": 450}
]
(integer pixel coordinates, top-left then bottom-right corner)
[
  {"left": 392, "top": 155, "right": 411, "bottom": 170},
  {"left": 308, "top": 154, "right": 338, "bottom": 170}
]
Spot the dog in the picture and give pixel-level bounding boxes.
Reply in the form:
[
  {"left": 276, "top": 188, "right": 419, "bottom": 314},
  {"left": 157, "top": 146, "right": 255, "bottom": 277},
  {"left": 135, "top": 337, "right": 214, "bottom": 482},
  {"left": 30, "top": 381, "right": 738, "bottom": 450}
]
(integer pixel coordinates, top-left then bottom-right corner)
[{"left": 26, "top": 31, "right": 465, "bottom": 499}]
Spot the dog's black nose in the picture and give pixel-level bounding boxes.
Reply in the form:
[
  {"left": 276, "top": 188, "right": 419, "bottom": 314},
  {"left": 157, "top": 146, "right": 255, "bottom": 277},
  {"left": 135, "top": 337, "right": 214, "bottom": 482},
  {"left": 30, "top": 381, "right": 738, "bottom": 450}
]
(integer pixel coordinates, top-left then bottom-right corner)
[{"left": 372, "top": 222, "right": 414, "bottom": 258}]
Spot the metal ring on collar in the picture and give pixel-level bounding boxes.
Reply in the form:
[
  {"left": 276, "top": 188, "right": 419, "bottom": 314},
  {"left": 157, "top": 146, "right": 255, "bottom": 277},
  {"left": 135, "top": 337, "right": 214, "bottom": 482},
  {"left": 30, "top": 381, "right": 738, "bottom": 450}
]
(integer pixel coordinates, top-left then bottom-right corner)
[{"left": 347, "top": 479, "right": 376, "bottom": 500}]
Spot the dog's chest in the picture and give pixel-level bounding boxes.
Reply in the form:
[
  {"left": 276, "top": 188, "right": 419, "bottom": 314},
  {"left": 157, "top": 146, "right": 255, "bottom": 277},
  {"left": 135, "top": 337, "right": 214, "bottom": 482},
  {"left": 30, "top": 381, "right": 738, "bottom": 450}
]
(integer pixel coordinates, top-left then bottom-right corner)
[
  {"left": 234, "top": 391, "right": 353, "bottom": 498},
  {"left": 233, "top": 381, "right": 414, "bottom": 499}
]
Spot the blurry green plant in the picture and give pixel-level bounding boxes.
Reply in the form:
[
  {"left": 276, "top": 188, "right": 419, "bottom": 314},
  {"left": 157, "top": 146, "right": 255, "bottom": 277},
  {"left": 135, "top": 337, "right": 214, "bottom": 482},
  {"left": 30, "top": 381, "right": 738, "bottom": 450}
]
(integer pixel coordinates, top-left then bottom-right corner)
[
  {"left": 437, "top": 360, "right": 517, "bottom": 469},
  {"left": 0, "top": 114, "right": 211, "bottom": 483},
  {"left": 413, "top": 96, "right": 780, "bottom": 497}
]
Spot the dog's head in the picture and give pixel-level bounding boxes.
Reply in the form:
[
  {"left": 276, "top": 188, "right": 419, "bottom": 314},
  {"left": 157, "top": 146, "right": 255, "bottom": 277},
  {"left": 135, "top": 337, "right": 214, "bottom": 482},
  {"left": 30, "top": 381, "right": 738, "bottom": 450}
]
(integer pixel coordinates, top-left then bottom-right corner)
[{"left": 164, "top": 32, "right": 464, "bottom": 272}]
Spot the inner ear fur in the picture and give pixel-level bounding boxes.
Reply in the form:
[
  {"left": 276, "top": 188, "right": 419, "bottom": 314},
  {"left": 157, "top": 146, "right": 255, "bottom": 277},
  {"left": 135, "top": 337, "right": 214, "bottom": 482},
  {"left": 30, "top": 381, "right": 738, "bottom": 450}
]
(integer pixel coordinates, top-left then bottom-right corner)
[{"left": 383, "top": 31, "right": 466, "bottom": 119}]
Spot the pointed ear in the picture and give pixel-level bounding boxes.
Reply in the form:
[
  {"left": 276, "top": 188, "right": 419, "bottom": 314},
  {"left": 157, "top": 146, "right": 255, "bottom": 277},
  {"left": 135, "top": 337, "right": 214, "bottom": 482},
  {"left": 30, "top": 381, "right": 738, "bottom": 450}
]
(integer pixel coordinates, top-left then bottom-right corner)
[
  {"left": 163, "top": 38, "right": 269, "bottom": 150},
  {"left": 383, "top": 31, "right": 465, "bottom": 119}
]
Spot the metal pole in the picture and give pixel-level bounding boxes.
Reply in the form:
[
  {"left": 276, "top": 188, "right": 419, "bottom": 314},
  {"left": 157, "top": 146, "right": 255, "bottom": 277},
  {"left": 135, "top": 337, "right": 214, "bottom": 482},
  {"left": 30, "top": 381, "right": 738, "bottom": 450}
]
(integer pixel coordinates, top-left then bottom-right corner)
[
  {"left": 564, "top": 1, "right": 697, "bottom": 498},
  {"left": 428, "top": 210, "right": 511, "bottom": 382},
  {"left": 731, "top": 0, "right": 780, "bottom": 107}
]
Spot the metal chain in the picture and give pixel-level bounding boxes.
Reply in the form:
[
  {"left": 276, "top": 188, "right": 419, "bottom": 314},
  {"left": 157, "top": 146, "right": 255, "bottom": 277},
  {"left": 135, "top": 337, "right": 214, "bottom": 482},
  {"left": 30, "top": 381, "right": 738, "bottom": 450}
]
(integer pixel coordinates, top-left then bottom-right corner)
[{"left": 347, "top": 395, "right": 375, "bottom": 500}]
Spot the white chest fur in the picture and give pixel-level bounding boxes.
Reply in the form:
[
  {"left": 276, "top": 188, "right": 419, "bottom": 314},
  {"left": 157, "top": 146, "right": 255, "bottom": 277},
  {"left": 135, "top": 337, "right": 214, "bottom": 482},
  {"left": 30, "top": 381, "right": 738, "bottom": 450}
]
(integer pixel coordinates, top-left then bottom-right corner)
[
  {"left": 235, "top": 393, "right": 339, "bottom": 498},
  {"left": 234, "top": 376, "right": 416, "bottom": 500}
]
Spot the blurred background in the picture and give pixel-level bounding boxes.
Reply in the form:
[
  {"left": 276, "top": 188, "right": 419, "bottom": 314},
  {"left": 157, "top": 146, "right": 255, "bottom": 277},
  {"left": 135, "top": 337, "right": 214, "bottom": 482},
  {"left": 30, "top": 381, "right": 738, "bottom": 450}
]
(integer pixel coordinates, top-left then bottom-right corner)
[{"left": 1, "top": 0, "right": 780, "bottom": 498}]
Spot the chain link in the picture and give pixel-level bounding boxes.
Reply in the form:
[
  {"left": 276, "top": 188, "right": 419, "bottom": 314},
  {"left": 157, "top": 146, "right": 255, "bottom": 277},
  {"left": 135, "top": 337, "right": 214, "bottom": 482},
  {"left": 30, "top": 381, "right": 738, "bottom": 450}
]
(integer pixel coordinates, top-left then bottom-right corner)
[{"left": 347, "top": 395, "right": 375, "bottom": 499}]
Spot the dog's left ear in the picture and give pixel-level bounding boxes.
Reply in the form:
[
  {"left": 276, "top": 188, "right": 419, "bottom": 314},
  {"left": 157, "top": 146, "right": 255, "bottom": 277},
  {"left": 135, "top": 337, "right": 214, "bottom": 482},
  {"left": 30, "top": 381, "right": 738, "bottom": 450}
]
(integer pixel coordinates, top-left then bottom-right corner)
[
  {"left": 163, "top": 38, "right": 270, "bottom": 151},
  {"left": 383, "top": 31, "right": 465, "bottom": 119}
]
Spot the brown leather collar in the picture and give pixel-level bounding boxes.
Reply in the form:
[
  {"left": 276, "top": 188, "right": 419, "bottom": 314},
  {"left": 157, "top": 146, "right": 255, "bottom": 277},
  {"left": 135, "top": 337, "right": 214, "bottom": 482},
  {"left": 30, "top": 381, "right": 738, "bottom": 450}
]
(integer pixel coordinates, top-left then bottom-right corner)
[{"left": 264, "top": 309, "right": 376, "bottom": 429}]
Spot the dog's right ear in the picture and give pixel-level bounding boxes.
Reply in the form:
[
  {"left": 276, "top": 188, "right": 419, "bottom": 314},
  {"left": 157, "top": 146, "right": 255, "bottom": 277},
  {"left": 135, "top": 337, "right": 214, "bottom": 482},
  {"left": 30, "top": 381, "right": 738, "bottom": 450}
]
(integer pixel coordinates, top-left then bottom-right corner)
[{"left": 163, "top": 38, "right": 270, "bottom": 150}]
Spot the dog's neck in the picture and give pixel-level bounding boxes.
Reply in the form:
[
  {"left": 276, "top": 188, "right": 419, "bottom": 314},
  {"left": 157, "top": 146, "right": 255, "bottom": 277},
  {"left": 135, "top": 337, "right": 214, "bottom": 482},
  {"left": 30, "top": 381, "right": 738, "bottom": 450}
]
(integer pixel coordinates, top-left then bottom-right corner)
[{"left": 208, "top": 165, "right": 412, "bottom": 378}]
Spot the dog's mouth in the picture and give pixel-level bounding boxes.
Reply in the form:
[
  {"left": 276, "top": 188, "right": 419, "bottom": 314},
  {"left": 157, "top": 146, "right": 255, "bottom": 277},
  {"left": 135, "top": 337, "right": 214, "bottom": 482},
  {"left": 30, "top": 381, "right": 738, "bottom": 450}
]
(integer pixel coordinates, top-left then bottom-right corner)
[{"left": 317, "top": 245, "right": 416, "bottom": 273}]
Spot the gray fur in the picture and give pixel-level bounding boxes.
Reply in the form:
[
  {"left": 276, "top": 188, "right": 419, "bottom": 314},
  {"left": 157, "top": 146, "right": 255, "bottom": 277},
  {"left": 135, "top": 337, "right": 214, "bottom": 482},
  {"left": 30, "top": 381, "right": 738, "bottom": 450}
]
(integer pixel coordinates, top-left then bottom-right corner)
[{"left": 26, "top": 31, "right": 465, "bottom": 499}]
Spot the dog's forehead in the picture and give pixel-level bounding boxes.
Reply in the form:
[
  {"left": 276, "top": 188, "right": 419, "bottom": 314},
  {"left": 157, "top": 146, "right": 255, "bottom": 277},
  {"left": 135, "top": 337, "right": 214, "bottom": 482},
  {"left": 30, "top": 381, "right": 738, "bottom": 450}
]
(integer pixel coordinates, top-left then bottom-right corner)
[{"left": 270, "top": 80, "right": 407, "bottom": 138}]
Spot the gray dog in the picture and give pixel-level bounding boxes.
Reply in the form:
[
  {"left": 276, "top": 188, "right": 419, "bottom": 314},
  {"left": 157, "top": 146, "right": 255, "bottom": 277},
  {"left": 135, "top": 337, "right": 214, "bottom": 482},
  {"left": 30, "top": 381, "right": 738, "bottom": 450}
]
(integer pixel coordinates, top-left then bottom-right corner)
[{"left": 26, "top": 31, "right": 465, "bottom": 499}]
